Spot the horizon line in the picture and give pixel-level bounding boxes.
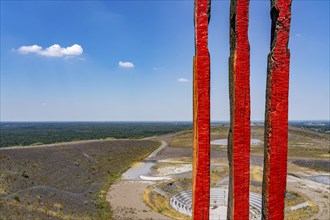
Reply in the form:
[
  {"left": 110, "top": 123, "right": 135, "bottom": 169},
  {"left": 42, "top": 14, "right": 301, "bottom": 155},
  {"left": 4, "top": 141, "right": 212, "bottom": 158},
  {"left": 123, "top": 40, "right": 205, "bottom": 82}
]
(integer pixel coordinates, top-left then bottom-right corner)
[{"left": 0, "top": 119, "right": 329, "bottom": 123}]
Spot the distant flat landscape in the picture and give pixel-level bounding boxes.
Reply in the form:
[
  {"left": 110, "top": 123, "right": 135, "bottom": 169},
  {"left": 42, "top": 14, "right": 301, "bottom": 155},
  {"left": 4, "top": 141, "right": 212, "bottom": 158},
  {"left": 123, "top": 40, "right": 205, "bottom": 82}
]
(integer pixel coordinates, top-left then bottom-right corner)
[
  {"left": 1, "top": 121, "right": 328, "bottom": 148},
  {"left": 0, "top": 121, "right": 329, "bottom": 219}
]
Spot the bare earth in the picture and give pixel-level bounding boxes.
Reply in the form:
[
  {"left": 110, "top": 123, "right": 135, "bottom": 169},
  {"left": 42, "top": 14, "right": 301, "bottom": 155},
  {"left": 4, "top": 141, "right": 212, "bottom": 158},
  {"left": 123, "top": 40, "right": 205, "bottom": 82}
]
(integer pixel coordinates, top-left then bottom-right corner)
[{"left": 107, "top": 181, "right": 171, "bottom": 220}]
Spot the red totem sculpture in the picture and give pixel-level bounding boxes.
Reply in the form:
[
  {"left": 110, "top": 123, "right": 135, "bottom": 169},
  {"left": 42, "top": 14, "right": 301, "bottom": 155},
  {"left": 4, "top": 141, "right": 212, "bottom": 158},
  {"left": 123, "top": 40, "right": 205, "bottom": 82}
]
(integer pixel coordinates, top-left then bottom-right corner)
[
  {"left": 227, "top": 0, "right": 251, "bottom": 219},
  {"left": 192, "top": 0, "right": 211, "bottom": 219},
  {"left": 192, "top": 0, "right": 292, "bottom": 219},
  {"left": 262, "top": 0, "right": 292, "bottom": 219}
]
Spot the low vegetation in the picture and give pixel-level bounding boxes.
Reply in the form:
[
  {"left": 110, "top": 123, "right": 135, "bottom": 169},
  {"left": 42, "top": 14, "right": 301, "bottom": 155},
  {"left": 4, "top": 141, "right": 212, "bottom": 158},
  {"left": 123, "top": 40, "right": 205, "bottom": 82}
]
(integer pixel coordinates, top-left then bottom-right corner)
[{"left": 0, "top": 139, "right": 160, "bottom": 219}]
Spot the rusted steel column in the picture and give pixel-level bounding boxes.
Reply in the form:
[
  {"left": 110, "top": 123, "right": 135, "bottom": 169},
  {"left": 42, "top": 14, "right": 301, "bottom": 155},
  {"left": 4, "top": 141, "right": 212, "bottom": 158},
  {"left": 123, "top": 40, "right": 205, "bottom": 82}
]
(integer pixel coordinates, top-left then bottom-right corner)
[
  {"left": 262, "top": 0, "right": 292, "bottom": 219},
  {"left": 227, "top": 0, "right": 251, "bottom": 219},
  {"left": 192, "top": 0, "right": 211, "bottom": 219}
]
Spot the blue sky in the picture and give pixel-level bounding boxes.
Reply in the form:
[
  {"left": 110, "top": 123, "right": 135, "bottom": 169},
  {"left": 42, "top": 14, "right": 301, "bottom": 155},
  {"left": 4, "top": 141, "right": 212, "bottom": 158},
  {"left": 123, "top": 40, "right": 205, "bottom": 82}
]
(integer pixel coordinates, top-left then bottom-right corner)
[{"left": 1, "top": 0, "right": 329, "bottom": 121}]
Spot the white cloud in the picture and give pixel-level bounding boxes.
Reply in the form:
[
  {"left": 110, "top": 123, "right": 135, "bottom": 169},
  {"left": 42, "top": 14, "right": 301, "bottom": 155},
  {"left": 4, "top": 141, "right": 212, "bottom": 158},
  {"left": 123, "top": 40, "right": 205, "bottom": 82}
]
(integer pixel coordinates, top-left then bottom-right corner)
[
  {"left": 18, "top": 45, "right": 42, "bottom": 54},
  {"left": 177, "top": 78, "right": 189, "bottom": 83},
  {"left": 17, "top": 44, "right": 83, "bottom": 57},
  {"left": 118, "top": 61, "right": 134, "bottom": 68}
]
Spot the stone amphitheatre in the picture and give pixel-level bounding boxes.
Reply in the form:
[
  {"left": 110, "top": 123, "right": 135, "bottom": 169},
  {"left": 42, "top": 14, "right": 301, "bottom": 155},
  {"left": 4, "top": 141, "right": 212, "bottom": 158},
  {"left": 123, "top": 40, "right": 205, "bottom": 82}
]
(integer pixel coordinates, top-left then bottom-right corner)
[{"left": 170, "top": 188, "right": 262, "bottom": 219}]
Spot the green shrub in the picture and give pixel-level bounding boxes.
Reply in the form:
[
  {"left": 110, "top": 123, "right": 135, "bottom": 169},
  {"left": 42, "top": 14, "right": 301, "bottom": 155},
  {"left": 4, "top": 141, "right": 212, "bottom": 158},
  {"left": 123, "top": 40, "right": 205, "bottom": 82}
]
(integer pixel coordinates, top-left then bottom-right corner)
[{"left": 13, "top": 194, "right": 20, "bottom": 202}]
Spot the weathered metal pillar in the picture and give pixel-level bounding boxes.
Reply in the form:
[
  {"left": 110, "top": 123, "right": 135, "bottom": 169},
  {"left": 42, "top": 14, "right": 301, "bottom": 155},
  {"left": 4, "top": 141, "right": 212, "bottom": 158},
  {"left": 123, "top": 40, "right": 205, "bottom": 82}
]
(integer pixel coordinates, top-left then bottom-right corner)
[
  {"left": 192, "top": 0, "right": 211, "bottom": 219},
  {"left": 262, "top": 0, "right": 292, "bottom": 219},
  {"left": 227, "top": 0, "right": 251, "bottom": 219}
]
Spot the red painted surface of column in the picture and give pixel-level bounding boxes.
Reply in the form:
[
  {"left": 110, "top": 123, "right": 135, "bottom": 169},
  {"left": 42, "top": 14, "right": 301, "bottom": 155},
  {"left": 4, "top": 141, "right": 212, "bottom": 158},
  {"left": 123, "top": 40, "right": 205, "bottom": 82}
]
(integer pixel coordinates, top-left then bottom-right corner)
[
  {"left": 227, "top": 0, "right": 250, "bottom": 219},
  {"left": 192, "top": 0, "right": 210, "bottom": 219},
  {"left": 262, "top": 0, "right": 292, "bottom": 219}
]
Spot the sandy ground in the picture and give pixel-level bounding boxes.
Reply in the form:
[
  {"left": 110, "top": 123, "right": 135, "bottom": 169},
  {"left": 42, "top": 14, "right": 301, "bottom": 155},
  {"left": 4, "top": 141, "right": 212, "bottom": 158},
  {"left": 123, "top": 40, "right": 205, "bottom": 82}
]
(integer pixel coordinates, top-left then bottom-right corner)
[{"left": 106, "top": 181, "right": 171, "bottom": 220}]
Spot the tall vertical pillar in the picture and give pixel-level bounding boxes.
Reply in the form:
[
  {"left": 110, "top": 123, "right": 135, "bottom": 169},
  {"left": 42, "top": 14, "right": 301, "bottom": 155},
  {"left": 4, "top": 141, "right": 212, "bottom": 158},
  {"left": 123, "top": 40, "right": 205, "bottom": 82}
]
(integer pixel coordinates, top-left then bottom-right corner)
[
  {"left": 262, "top": 0, "right": 292, "bottom": 219},
  {"left": 192, "top": 0, "right": 211, "bottom": 219},
  {"left": 227, "top": 0, "right": 251, "bottom": 219}
]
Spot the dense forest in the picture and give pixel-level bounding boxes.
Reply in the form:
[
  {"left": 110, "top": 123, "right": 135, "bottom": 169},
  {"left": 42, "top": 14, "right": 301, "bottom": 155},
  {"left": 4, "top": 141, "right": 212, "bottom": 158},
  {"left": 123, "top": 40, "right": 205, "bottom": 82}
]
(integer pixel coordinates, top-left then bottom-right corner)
[
  {"left": 1, "top": 121, "right": 328, "bottom": 148},
  {"left": 0, "top": 122, "right": 192, "bottom": 147}
]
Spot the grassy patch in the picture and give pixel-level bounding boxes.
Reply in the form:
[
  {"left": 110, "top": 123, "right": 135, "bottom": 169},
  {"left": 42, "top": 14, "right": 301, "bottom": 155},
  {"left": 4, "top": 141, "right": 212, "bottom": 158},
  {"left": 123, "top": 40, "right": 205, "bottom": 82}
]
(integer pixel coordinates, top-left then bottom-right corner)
[
  {"left": 168, "top": 131, "right": 193, "bottom": 148},
  {"left": 285, "top": 191, "right": 318, "bottom": 220},
  {"left": 250, "top": 166, "right": 263, "bottom": 182}
]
